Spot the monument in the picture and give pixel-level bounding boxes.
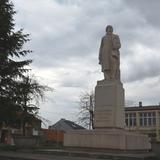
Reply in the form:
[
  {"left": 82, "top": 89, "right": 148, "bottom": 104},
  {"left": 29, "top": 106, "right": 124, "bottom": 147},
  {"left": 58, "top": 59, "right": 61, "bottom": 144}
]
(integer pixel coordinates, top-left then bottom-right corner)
[
  {"left": 94, "top": 25, "right": 124, "bottom": 129},
  {"left": 64, "top": 25, "right": 151, "bottom": 151}
]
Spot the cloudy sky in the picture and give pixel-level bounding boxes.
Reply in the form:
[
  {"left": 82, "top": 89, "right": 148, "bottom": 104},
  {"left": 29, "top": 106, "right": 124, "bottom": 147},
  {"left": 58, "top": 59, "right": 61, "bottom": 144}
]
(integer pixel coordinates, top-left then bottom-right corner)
[{"left": 12, "top": 0, "right": 160, "bottom": 127}]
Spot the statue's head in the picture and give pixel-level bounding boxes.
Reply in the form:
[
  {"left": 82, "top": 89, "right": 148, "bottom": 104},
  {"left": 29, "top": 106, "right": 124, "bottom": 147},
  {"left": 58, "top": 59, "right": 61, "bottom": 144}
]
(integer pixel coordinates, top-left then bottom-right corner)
[{"left": 106, "top": 25, "right": 113, "bottom": 34}]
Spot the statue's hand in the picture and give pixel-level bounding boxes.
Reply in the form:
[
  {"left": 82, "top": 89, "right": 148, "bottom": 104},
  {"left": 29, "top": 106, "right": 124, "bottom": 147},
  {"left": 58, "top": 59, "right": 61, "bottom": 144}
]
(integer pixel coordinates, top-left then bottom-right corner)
[
  {"left": 112, "top": 54, "right": 118, "bottom": 59},
  {"left": 112, "top": 51, "right": 119, "bottom": 59}
]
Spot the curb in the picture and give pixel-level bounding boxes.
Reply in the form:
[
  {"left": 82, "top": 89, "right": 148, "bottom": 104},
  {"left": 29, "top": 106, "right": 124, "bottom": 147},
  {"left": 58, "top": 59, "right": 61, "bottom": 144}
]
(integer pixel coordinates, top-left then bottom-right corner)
[
  {"left": 0, "top": 155, "right": 37, "bottom": 160},
  {"left": 34, "top": 149, "right": 156, "bottom": 160}
]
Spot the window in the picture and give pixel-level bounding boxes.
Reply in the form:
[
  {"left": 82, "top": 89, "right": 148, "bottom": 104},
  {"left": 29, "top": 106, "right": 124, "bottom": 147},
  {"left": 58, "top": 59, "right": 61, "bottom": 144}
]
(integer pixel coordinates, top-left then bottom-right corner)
[
  {"left": 125, "top": 113, "right": 136, "bottom": 127},
  {"left": 139, "top": 112, "right": 156, "bottom": 127},
  {"left": 125, "top": 113, "right": 129, "bottom": 126}
]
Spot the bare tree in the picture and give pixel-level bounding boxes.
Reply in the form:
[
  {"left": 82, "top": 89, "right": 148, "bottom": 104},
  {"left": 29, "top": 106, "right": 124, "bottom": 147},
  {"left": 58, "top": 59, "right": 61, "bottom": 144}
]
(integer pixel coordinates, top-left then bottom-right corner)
[
  {"left": 77, "top": 92, "right": 137, "bottom": 130},
  {"left": 77, "top": 91, "right": 94, "bottom": 129}
]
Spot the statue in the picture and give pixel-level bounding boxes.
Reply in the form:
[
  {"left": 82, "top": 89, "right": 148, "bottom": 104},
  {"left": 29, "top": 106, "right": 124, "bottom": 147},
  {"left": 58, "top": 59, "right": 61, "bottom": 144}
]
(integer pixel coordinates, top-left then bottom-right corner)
[{"left": 99, "top": 25, "right": 121, "bottom": 80}]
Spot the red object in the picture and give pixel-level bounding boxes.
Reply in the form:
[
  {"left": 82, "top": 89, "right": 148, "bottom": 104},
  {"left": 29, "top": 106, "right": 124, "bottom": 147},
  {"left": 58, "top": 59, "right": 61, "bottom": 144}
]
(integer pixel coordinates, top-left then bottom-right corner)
[{"left": 42, "top": 129, "right": 64, "bottom": 143}]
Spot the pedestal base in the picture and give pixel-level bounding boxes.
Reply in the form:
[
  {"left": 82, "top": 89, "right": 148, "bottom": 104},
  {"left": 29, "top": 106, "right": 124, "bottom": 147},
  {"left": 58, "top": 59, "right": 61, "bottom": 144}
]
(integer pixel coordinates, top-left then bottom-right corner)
[{"left": 64, "top": 129, "right": 151, "bottom": 150}]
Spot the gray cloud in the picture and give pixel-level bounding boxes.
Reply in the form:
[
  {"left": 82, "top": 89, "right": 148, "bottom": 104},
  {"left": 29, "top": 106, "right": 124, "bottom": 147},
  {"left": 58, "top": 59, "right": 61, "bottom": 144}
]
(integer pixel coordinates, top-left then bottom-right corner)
[
  {"left": 124, "top": 0, "right": 160, "bottom": 28},
  {"left": 12, "top": 0, "right": 160, "bottom": 125}
]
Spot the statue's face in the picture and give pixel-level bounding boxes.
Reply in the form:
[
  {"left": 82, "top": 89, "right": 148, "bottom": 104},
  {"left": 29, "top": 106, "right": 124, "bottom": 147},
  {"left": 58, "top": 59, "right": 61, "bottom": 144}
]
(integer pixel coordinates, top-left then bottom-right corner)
[{"left": 106, "top": 26, "right": 113, "bottom": 35}]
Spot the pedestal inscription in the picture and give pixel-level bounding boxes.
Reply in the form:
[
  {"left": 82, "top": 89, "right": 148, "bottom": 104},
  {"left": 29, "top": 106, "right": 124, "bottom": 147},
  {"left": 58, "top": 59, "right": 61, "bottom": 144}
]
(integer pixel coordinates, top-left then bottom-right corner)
[{"left": 94, "top": 80, "right": 125, "bottom": 128}]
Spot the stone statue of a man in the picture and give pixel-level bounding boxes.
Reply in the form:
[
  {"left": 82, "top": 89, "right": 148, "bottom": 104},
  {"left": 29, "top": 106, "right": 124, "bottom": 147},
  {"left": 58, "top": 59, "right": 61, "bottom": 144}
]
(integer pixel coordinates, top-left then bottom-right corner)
[{"left": 99, "top": 25, "right": 121, "bottom": 80}]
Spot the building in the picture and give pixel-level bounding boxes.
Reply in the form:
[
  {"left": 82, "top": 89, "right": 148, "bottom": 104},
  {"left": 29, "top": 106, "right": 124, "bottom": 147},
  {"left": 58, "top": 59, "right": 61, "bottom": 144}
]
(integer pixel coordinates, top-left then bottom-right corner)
[
  {"left": 46, "top": 119, "right": 85, "bottom": 144},
  {"left": 49, "top": 118, "right": 85, "bottom": 132},
  {"left": 0, "top": 114, "right": 41, "bottom": 145},
  {"left": 125, "top": 102, "right": 160, "bottom": 142}
]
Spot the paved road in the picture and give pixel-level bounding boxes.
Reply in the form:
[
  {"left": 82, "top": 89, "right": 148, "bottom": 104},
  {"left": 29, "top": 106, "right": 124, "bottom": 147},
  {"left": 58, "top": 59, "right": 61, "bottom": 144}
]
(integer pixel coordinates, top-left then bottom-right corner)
[
  {"left": 0, "top": 151, "right": 106, "bottom": 160},
  {"left": 0, "top": 157, "right": 104, "bottom": 160},
  {"left": 0, "top": 150, "right": 155, "bottom": 160}
]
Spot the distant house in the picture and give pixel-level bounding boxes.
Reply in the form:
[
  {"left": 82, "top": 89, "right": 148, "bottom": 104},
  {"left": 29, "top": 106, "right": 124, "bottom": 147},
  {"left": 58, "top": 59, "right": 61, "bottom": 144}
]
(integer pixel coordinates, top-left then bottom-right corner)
[
  {"left": 0, "top": 114, "right": 41, "bottom": 145},
  {"left": 49, "top": 118, "right": 85, "bottom": 132},
  {"left": 41, "top": 119, "right": 85, "bottom": 144},
  {"left": 11, "top": 113, "right": 42, "bottom": 136}
]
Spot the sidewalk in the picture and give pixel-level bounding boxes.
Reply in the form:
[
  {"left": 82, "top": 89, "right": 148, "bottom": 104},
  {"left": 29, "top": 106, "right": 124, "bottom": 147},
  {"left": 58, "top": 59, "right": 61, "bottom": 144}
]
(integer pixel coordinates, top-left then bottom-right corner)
[{"left": 0, "top": 150, "right": 156, "bottom": 160}]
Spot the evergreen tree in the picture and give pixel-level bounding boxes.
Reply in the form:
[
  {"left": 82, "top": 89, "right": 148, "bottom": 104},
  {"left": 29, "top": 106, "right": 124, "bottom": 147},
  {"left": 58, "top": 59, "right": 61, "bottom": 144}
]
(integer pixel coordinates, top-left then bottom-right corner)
[
  {"left": 0, "top": 0, "right": 32, "bottom": 127},
  {"left": 15, "top": 76, "right": 50, "bottom": 135}
]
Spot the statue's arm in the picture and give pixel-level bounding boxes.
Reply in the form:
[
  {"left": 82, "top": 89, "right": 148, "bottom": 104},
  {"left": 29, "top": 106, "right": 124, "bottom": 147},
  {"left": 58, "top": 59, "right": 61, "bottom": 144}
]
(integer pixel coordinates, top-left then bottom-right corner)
[
  {"left": 99, "top": 38, "right": 103, "bottom": 64},
  {"left": 113, "top": 35, "right": 121, "bottom": 50}
]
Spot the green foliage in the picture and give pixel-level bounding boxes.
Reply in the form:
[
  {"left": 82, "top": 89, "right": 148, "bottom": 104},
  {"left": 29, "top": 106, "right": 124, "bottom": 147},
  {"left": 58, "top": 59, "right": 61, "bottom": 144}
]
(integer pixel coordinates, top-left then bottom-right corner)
[
  {"left": 0, "top": 0, "right": 51, "bottom": 130},
  {"left": 0, "top": 0, "right": 32, "bottom": 126}
]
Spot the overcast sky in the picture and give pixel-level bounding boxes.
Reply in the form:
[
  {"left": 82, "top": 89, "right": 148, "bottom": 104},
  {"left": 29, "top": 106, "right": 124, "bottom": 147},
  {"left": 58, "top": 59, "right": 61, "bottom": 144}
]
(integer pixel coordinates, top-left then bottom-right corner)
[{"left": 12, "top": 0, "right": 160, "bottom": 127}]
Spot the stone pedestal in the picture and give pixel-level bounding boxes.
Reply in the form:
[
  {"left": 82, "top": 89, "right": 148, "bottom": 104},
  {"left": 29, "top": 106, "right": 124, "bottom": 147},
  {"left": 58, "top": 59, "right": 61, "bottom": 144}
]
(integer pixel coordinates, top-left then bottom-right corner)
[
  {"left": 63, "top": 80, "right": 151, "bottom": 151},
  {"left": 94, "top": 80, "right": 124, "bottom": 128},
  {"left": 64, "top": 129, "right": 151, "bottom": 150}
]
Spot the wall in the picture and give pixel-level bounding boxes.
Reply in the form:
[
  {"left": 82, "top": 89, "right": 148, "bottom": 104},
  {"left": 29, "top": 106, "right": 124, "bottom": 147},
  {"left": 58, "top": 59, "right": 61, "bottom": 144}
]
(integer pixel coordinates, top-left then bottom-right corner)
[
  {"left": 41, "top": 129, "right": 64, "bottom": 144},
  {"left": 13, "top": 136, "right": 39, "bottom": 147}
]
